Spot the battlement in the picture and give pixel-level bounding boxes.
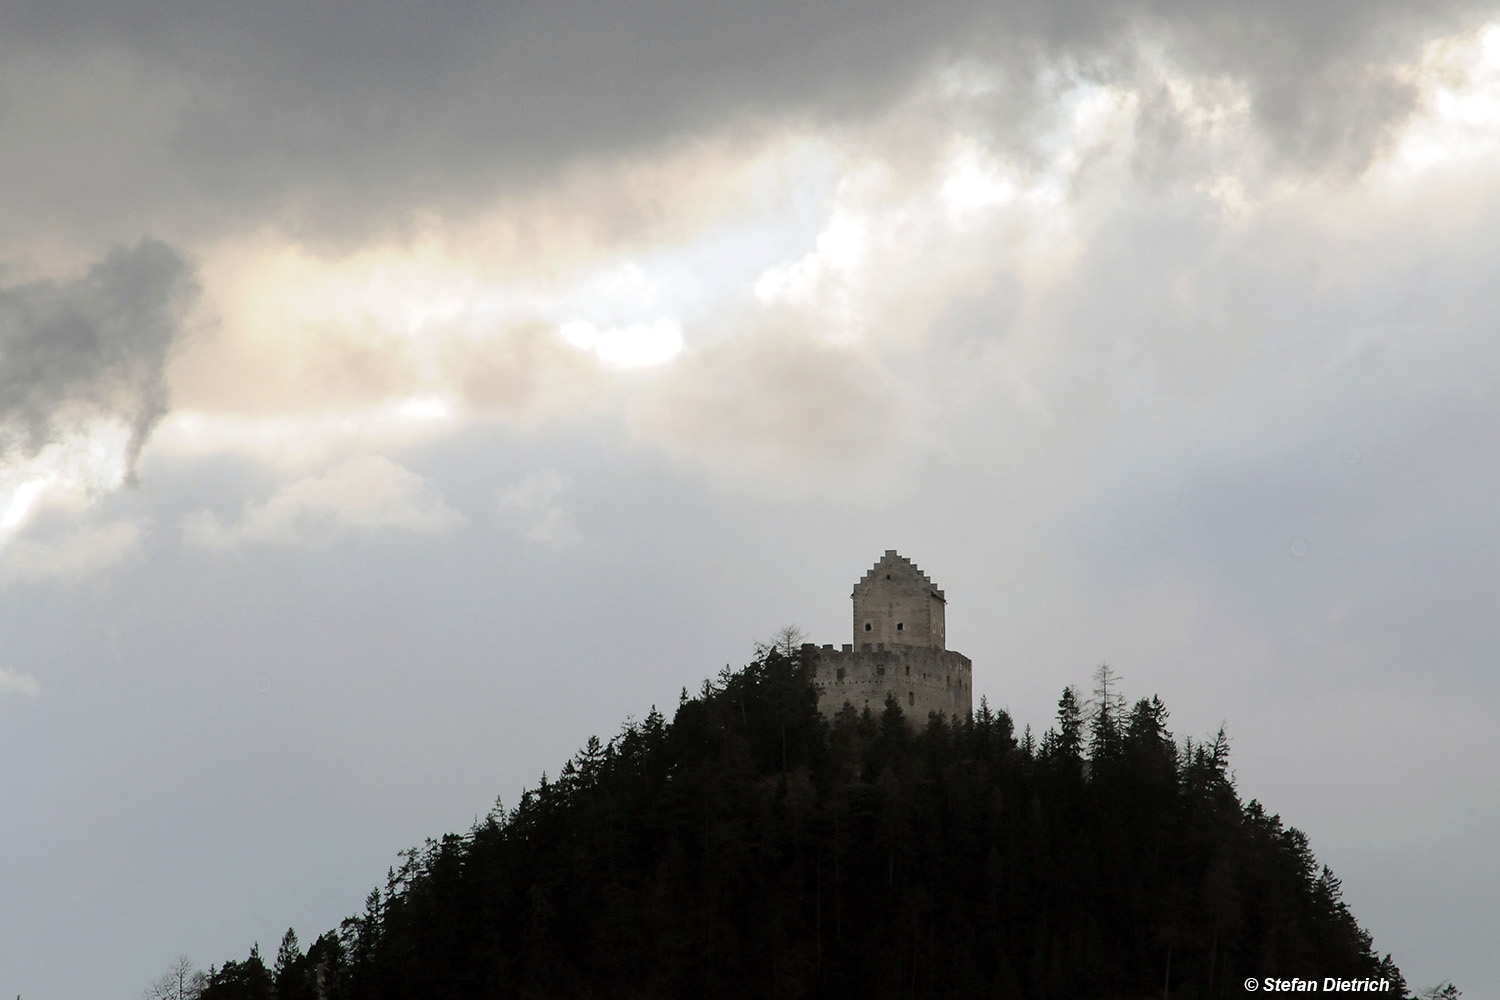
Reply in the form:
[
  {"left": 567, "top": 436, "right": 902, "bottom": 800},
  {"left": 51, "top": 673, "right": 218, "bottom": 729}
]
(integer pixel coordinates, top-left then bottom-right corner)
[
  {"left": 805, "top": 642, "right": 972, "bottom": 723},
  {"left": 808, "top": 550, "right": 972, "bottom": 726}
]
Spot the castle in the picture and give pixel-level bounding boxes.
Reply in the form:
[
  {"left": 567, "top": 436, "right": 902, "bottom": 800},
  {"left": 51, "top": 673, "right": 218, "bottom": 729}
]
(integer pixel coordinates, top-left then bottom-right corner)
[{"left": 805, "top": 550, "right": 973, "bottom": 724}]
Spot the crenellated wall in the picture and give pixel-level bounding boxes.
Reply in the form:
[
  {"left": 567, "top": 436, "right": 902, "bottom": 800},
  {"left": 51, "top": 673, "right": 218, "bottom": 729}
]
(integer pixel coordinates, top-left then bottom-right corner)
[
  {"left": 806, "top": 642, "right": 973, "bottom": 724},
  {"left": 805, "top": 550, "right": 973, "bottom": 726}
]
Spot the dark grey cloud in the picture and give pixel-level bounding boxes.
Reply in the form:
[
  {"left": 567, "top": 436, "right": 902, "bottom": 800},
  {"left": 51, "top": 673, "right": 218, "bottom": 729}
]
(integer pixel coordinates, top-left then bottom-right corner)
[
  {"left": 0, "top": 0, "right": 1485, "bottom": 248},
  {"left": 0, "top": 240, "right": 196, "bottom": 468}
]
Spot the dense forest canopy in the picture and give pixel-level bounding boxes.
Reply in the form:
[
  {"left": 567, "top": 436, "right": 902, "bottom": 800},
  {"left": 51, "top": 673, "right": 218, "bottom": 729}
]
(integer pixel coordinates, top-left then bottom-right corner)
[{"left": 159, "top": 648, "right": 1433, "bottom": 999}]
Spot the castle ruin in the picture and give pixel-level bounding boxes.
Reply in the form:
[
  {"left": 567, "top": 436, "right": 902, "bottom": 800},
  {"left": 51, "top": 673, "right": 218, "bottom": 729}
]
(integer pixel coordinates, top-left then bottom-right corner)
[{"left": 805, "top": 550, "right": 973, "bottom": 724}]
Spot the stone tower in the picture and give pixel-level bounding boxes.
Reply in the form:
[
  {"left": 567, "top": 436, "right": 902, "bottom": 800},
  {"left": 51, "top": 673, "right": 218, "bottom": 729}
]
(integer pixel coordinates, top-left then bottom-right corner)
[
  {"left": 806, "top": 551, "right": 973, "bottom": 725},
  {"left": 853, "top": 549, "right": 947, "bottom": 649}
]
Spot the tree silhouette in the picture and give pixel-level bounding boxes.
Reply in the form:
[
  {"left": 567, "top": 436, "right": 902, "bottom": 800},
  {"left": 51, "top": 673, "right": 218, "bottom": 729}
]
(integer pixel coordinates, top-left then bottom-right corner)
[
  {"left": 191, "top": 650, "right": 1411, "bottom": 1000},
  {"left": 143, "top": 956, "right": 205, "bottom": 1000}
]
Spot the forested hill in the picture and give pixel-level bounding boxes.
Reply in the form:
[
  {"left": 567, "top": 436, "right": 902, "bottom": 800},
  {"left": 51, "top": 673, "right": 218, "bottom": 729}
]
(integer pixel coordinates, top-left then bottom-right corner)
[{"left": 190, "top": 648, "right": 1407, "bottom": 999}]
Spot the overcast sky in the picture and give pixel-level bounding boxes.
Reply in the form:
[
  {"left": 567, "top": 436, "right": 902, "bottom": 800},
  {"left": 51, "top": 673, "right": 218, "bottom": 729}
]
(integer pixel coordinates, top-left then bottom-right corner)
[{"left": 2, "top": 1, "right": 1499, "bottom": 994}]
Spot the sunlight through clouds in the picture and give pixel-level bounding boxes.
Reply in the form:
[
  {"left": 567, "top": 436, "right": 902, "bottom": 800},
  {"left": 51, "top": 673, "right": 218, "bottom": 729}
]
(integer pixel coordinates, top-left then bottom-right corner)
[
  {"left": 1383, "top": 20, "right": 1500, "bottom": 180},
  {"left": 0, "top": 418, "right": 135, "bottom": 543},
  {"left": 0, "top": 479, "right": 46, "bottom": 534},
  {"left": 941, "top": 137, "right": 1020, "bottom": 216},
  {"left": 558, "top": 319, "right": 684, "bottom": 369},
  {"left": 144, "top": 19, "right": 1500, "bottom": 501}
]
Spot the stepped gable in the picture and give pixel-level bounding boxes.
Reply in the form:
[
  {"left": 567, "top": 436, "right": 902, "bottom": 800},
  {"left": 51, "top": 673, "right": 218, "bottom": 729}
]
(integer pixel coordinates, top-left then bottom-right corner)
[
  {"left": 856, "top": 550, "right": 945, "bottom": 602},
  {"left": 809, "top": 550, "right": 973, "bottom": 725},
  {"left": 852, "top": 549, "right": 947, "bottom": 650}
]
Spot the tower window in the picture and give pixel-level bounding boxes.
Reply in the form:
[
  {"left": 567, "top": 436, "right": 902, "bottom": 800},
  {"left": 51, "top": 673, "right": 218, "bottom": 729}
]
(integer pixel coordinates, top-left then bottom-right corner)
[
  {"left": 886, "top": 574, "right": 891, "bottom": 579},
  {"left": 908, "top": 691, "right": 915, "bottom": 706},
  {"left": 896, "top": 622, "right": 904, "bottom": 631},
  {"left": 905, "top": 665, "right": 910, "bottom": 677},
  {"left": 864, "top": 622, "right": 872, "bottom": 632},
  {"left": 836, "top": 668, "right": 845, "bottom": 681},
  {"left": 876, "top": 666, "right": 885, "bottom": 676}
]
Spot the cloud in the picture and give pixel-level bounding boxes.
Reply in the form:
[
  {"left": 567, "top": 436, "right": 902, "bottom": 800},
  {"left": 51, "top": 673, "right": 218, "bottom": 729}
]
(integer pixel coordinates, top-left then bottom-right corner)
[
  {"left": 559, "top": 320, "right": 684, "bottom": 369},
  {"left": 0, "top": 240, "right": 196, "bottom": 542},
  {"left": 184, "top": 455, "right": 462, "bottom": 547},
  {"left": 0, "top": 240, "right": 194, "bottom": 462},
  {"left": 0, "top": 239, "right": 193, "bottom": 464},
  {"left": 0, "top": 667, "right": 40, "bottom": 699},
  {"left": 0, "top": 519, "right": 145, "bottom": 583},
  {"left": 163, "top": 236, "right": 653, "bottom": 433},
  {"left": 437, "top": 325, "right": 610, "bottom": 423},
  {"left": 496, "top": 471, "right": 579, "bottom": 543},
  {"left": 629, "top": 326, "right": 925, "bottom": 493},
  {"left": 128, "top": 15, "right": 1500, "bottom": 501},
  {"left": 0, "top": 1, "right": 1485, "bottom": 256}
]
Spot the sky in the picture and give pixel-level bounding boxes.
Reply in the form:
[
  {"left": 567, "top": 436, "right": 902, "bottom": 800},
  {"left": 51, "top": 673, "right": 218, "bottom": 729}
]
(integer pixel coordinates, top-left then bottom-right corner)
[{"left": 1, "top": 0, "right": 1499, "bottom": 994}]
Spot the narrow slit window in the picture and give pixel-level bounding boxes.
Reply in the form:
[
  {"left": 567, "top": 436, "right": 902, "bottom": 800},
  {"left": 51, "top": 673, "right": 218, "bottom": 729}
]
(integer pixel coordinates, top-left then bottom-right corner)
[
  {"left": 896, "top": 622, "right": 904, "bottom": 631},
  {"left": 908, "top": 691, "right": 915, "bottom": 707}
]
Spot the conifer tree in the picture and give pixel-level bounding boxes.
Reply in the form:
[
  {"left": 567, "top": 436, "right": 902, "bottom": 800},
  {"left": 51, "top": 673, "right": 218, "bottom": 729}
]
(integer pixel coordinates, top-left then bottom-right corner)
[
  {"left": 1087, "top": 663, "right": 1125, "bottom": 765},
  {"left": 191, "top": 651, "right": 1407, "bottom": 1000}
]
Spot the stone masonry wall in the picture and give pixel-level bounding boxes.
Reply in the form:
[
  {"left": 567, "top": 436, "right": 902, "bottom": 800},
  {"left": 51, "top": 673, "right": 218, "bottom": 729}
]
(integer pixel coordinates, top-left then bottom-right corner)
[
  {"left": 852, "top": 551, "right": 947, "bottom": 649},
  {"left": 806, "top": 643, "right": 973, "bottom": 725}
]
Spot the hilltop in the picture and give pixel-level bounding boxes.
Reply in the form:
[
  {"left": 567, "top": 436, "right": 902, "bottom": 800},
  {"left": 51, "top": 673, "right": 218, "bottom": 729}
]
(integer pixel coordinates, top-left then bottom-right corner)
[{"left": 171, "top": 645, "right": 1412, "bottom": 999}]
